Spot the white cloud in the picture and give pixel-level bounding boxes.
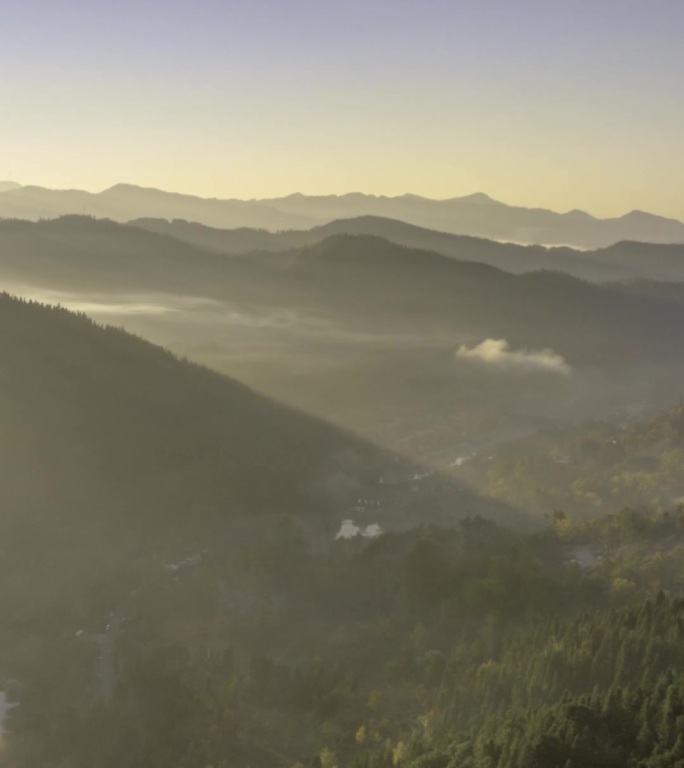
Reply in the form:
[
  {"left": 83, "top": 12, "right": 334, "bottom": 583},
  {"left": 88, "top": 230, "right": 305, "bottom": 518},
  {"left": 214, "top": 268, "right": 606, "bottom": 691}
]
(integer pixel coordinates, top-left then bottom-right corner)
[{"left": 456, "top": 338, "right": 570, "bottom": 375}]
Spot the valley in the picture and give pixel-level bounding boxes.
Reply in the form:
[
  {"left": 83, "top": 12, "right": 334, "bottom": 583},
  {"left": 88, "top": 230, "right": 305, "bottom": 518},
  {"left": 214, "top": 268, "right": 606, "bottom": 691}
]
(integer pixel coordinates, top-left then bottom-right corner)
[{"left": 1, "top": 201, "right": 684, "bottom": 767}]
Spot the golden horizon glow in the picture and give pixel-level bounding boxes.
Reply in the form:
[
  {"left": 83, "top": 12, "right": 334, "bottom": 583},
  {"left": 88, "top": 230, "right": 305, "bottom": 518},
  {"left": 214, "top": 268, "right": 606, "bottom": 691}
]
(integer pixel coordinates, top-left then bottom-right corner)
[{"left": 4, "top": 0, "right": 684, "bottom": 220}]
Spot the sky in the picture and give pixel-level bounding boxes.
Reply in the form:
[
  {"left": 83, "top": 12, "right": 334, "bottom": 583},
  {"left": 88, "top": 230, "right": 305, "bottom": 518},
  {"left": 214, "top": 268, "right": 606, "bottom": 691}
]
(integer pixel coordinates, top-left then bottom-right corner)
[{"left": 3, "top": 0, "right": 684, "bottom": 218}]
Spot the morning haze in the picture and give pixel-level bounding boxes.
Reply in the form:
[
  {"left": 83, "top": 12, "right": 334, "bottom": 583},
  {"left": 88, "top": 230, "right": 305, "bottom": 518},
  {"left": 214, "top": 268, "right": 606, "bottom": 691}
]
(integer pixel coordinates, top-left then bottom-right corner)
[
  {"left": 4, "top": 0, "right": 684, "bottom": 217},
  {"left": 3, "top": 1, "right": 684, "bottom": 766}
]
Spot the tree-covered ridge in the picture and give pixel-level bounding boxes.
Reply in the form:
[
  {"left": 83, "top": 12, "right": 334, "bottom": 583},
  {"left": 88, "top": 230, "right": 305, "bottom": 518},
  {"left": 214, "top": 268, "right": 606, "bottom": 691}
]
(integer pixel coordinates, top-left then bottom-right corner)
[
  {"left": 9, "top": 503, "right": 684, "bottom": 767},
  {"left": 357, "top": 595, "right": 684, "bottom": 768}
]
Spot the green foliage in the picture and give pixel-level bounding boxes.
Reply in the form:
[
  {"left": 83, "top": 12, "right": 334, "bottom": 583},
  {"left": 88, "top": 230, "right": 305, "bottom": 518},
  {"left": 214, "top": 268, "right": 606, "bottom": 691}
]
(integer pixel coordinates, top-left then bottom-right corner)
[{"left": 461, "top": 405, "right": 684, "bottom": 519}]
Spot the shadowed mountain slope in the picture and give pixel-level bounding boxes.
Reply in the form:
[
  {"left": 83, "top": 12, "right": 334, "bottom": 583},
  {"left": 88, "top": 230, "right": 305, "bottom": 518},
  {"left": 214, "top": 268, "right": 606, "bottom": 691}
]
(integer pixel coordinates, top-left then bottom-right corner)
[
  {"left": 132, "top": 214, "right": 684, "bottom": 283},
  {"left": 0, "top": 292, "right": 507, "bottom": 542},
  {"left": 248, "top": 234, "right": 684, "bottom": 366},
  {"left": 606, "top": 278, "right": 684, "bottom": 305},
  {"left": 0, "top": 215, "right": 241, "bottom": 294}
]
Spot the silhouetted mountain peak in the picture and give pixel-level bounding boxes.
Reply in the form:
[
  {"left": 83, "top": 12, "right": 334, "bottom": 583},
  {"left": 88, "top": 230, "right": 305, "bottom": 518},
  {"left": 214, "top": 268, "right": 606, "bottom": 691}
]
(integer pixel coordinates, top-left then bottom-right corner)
[
  {"left": 618, "top": 209, "right": 681, "bottom": 225},
  {"left": 304, "top": 233, "right": 401, "bottom": 257},
  {"left": 622, "top": 209, "right": 654, "bottom": 220},
  {"left": 564, "top": 208, "right": 593, "bottom": 219},
  {"left": 297, "top": 234, "right": 489, "bottom": 274},
  {"left": 298, "top": 234, "right": 425, "bottom": 268},
  {"left": 101, "top": 183, "right": 160, "bottom": 196},
  {"left": 449, "top": 192, "right": 500, "bottom": 205}
]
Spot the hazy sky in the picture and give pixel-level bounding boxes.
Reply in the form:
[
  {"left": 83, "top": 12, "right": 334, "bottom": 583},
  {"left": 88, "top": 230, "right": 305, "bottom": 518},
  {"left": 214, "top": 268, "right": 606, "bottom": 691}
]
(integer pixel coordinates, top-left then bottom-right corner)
[{"left": 4, "top": 0, "right": 684, "bottom": 217}]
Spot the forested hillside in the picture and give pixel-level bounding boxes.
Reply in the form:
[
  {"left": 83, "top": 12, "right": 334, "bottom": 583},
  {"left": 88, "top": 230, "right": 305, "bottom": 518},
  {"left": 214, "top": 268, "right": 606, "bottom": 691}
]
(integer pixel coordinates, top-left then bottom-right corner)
[
  {"left": 458, "top": 404, "right": 684, "bottom": 518},
  {"left": 10, "top": 496, "right": 684, "bottom": 766}
]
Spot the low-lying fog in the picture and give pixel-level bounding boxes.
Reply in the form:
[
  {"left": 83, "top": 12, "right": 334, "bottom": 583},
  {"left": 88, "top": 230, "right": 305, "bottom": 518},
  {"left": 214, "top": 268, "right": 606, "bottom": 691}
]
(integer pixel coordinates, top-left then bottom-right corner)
[{"left": 9, "top": 285, "right": 681, "bottom": 467}]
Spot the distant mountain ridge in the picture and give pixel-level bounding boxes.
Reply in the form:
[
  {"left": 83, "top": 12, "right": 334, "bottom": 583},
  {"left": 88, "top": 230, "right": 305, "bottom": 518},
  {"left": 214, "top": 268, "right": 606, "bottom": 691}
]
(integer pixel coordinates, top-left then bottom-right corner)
[
  {"left": 1, "top": 182, "right": 683, "bottom": 248},
  {"left": 3, "top": 216, "right": 684, "bottom": 369},
  {"left": 131, "top": 214, "right": 684, "bottom": 283}
]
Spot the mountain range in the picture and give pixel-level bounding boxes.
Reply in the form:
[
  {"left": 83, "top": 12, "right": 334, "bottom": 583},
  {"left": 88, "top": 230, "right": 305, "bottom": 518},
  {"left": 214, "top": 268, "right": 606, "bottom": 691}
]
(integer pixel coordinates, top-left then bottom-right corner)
[
  {"left": 3, "top": 216, "right": 684, "bottom": 364},
  {"left": 3, "top": 216, "right": 684, "bottom": 462},
  {"left": 132, "top": 214, "right": 684, "bottom": 283},
  {"left": 2, "top": 182, "right": 684, "bottom": 248}
]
